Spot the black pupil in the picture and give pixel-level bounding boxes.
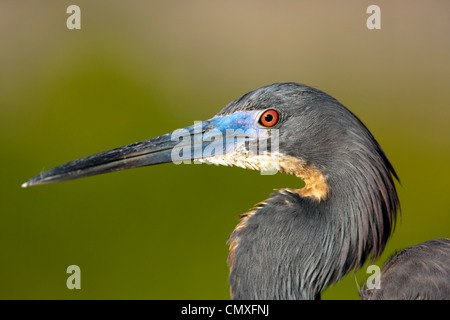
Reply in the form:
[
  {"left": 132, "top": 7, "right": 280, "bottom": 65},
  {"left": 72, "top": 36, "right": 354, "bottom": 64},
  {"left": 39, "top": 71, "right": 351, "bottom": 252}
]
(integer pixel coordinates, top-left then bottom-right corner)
[{"left": 265, "top": 114, "right": 273, "bottom": 123}]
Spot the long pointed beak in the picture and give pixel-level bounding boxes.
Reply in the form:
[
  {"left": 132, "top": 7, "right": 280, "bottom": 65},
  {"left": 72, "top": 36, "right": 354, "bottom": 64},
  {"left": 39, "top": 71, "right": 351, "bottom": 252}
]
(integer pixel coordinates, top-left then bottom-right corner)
[
  {"left": 22, "top": 120, "right": 216, "bottom": 188},
  {"left": 22, "top": 110, "right": 275, "bottom": 188}
]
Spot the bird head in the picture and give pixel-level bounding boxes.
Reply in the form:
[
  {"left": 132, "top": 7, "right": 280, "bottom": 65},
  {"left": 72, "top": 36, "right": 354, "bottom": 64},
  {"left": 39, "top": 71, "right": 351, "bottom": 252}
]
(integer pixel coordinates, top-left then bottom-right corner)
[
  {"left": 23, "top": 83, "right": 396, "bottom": 206},
  {"left": 20, "top": 84, "right": 342, "bottom": 190}
]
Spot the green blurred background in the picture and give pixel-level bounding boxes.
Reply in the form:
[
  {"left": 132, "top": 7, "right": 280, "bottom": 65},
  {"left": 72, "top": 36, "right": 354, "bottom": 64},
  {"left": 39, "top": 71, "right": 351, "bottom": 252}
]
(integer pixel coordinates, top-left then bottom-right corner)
[{"left": 1, "top": 1, "right": 449, "bottom": 299}]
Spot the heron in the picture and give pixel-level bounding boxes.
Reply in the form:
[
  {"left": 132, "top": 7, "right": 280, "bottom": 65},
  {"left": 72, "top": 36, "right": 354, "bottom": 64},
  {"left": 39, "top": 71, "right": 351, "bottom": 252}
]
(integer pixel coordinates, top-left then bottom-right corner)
[{"left": 22, "top": 82, "right": 449, "bottom": 300}]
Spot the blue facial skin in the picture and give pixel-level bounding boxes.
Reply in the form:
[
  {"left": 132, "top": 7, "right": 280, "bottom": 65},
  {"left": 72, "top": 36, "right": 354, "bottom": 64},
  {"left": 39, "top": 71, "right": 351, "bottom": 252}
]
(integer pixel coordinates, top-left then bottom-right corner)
[
  {"left": 170, "top": 110, "right": 272, "bottom": 162},
  {"left": 210, "top": 110, "right": 267, "bottom": 133}
]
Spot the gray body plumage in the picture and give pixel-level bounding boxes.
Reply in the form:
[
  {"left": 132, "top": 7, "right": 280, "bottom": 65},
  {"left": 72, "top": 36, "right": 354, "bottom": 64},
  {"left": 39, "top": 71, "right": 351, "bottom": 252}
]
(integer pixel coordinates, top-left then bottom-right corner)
[{"left": 361, "top": 238, "right": 450, "bottom": 300}]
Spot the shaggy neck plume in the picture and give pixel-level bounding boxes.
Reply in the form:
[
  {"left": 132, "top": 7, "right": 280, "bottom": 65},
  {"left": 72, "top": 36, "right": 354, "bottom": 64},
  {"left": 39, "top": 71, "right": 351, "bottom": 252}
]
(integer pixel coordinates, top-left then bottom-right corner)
[{"left": 228, "top": 144, "right": 399, "bottom": 300}]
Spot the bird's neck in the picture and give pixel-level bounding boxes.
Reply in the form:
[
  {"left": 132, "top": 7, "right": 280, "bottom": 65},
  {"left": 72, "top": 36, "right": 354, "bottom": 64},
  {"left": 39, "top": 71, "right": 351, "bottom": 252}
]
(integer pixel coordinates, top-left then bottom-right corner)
[
  {"left": 228, "top": 165, "right": 398, "bottom": 300},
  {"left": 227, "top": 190, "right": 345, "bottom": 299}
]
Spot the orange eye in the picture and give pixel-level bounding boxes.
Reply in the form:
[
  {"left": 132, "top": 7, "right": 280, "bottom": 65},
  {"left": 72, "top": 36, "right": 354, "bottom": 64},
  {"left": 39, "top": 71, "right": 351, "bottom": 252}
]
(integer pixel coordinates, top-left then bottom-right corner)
[{"left": 259, "top": 109, "right": 279, "bottom": 127}]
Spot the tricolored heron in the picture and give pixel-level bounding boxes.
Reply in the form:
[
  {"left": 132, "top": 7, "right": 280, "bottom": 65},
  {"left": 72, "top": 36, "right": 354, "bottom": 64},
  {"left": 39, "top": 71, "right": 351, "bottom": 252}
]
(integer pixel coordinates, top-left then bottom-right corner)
[{"left": 22, "top": 83, "right": 449, "bottom": 299}]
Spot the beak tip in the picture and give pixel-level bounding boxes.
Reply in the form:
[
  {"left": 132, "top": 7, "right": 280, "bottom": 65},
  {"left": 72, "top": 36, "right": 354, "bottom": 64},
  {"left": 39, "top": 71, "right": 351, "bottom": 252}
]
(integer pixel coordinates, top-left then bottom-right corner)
[{"left": 21, "top": 178, "right": 37, "bottom": 188}]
